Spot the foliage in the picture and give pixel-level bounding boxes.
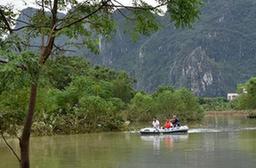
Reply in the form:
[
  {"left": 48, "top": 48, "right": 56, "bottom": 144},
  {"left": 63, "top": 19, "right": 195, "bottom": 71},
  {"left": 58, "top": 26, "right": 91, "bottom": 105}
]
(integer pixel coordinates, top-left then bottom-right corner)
[
  {"left": 0, "top": 1, "right": 202, "bottom": 167},
  {"left": 235, "top": 77, "right": 256, "bottom": 110},
  {"left": 0, "top": 56, "right": 133, "bottom": 134},
  {"left": 128, "top": 87, "right": 203, "bottom": 123},
  {"left": 167, "top": 0, "right": 202, "bottom": 27},
  {"left": 42, "top": 56, "right": 91, "bottom": 89},
  {"left": 0, "top": 0, "right": 203, "bottom": 135},
  {"left": 127, "top": 92, "right": 155, "bottom": 122},
  {"left": 0, "top": 56, "right": 204, "bottom": 134},
  {"left": 199, "top": 97, "right": 234, "bottom": 111}
]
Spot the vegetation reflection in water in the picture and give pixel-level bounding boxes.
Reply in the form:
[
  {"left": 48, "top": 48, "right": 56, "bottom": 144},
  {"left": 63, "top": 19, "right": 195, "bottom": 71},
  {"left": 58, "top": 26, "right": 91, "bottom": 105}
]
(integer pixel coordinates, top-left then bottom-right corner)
[{"left": 0, "top": 116, "right": 256, "bottom": 168}]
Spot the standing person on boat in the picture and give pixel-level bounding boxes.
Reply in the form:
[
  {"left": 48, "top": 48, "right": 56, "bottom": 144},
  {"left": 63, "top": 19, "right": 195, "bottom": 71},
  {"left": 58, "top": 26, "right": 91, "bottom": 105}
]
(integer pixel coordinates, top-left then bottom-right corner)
[
  {"left": 152, "top": 117, "right": 160, "bottom": 129},
  {"left": 164, "top": 118, "right": 172, "bottom": 129},
  {"left": 171, "top": 115, "right": 180, "bottom": 127}
]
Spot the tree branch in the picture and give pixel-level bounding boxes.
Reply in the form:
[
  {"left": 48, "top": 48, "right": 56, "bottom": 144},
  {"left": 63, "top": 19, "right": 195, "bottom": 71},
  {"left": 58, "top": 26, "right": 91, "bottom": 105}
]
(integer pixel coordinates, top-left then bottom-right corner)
[
  {"left": 35, "top": 0, "right": 52, "bottom": 11},
  {"left": 110, "top": 1, "right": 134, "bottom": 20},
  {"left": 53, "top": 43, "right": 76, "bottom": 53},
  {"left": 40, "top": 0, "right": 59, "bottom": 64},
  {"left": 110, "top": 0, "right": 167, "bottom": 11},
  {"left": 41, "top": 0, "right": 46, "bottom": 48},
  {"left": 56, "top": 2, "right": 107, "bottom": 31},
  {"left": 12, "top": 25, "right": 34, "bottom": 32},
  {"left": 9, "top": 18, "right": 32, "bottom": 26},
  {"left": 0, "top": 8, "right": 13, "bottom": 33},
  {"left": 0, "top": 132, "right": 21, "bottom": 162},
  {"left": 56, "top": 1, "right": 89, "bottom": 28}
]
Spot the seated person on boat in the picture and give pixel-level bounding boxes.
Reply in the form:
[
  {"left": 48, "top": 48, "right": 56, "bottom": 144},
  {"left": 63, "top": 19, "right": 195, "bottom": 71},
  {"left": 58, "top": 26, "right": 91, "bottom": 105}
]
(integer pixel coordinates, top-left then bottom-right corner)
[
  {"left": 171, "top": 115, "right": 180, "bottom": 127},
  {"left": 152, "top": 117, "right": 160, "bottom": 129},
  {"left": 164, "top": 118, "right": 173, "bottom": 129}
]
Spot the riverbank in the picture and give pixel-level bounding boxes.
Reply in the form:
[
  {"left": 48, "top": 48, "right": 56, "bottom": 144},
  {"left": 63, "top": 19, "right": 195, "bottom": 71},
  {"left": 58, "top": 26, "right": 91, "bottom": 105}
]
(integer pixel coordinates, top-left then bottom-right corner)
[
  {"left": 205, "top": 110, "right": 250, "bottom": 117},
  {"left": 1, "top": 110, "right": 256, "bottom": 138}
]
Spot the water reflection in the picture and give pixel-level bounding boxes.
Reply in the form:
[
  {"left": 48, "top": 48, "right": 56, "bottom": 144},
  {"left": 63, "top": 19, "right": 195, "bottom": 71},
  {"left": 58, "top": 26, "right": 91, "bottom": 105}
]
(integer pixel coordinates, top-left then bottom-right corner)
[{"left": 140, "top": 134, "right": 189, "bottom": 154}]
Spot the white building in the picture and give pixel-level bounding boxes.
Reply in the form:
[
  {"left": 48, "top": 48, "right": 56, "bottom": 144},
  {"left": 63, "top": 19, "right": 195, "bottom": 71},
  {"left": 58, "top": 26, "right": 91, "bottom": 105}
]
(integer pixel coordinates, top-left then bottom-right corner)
[{"left": 227, "top": 93, "right": 239, "bottom": 101}]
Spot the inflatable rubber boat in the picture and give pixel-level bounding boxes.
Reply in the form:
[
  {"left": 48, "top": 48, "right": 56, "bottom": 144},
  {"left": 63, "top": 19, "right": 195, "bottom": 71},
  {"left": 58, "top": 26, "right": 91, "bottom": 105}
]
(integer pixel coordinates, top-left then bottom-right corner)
[{"left": 139, "top": 126, "right": 189, "bottom": 135}]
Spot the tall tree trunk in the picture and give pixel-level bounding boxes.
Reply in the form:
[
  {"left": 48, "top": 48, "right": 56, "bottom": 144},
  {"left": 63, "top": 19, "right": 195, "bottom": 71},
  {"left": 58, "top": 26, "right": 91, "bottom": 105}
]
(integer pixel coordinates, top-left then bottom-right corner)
[{"left": 19, "top": 83, "right": 38, "bottom": 168}]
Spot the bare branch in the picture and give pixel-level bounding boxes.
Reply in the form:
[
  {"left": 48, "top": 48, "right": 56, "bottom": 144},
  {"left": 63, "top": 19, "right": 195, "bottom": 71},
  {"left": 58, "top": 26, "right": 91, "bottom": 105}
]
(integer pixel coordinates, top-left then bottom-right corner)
[{"left": 0, "top": 132, "right": 21, "bottom": 162}]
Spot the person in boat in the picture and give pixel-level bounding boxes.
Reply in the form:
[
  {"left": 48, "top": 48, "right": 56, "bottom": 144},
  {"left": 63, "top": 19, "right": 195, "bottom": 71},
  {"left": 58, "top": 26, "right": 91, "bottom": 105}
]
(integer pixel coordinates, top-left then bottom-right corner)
[
  {"left": 164, "top": 118, "right": 172, "bottom": 129},
  {"left": 152, "top": 117, "right": 160, "bottom": 129},
  {"left": 171, "top": 115, "right": 180, "bottom": 127}
]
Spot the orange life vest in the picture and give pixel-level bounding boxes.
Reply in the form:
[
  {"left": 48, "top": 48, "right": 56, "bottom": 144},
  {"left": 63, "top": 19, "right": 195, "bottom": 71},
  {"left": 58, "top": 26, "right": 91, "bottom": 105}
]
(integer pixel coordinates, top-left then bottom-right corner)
[{"left": 164, "top": 120, "right": 172, "bottom": 128}]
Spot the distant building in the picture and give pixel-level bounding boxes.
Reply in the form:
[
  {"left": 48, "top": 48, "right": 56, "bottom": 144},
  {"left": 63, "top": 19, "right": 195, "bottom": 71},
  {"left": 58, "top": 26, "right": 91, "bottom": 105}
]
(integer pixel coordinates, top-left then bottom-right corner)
[{"left": 227, "top": 93, "right": 239, "bottom": 101}]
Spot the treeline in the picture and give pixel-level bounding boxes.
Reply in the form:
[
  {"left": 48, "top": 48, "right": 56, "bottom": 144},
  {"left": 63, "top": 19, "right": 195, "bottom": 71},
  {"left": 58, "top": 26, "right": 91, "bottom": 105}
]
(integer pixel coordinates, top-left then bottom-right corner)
[
  {"left": 235, "top": 77, "right": 256, "bottom": 118},
  {"left": 235, "top": 77, "right": 256, "bottom": 110},
  {"left": 199, "top": 77, "right": 256, "bottom": 117},
  {"left": 199, "top": 97, "right": 235, "bottom": 111},
  {"left": 0, "top": 56, "right": 203, "bottom": 136}
]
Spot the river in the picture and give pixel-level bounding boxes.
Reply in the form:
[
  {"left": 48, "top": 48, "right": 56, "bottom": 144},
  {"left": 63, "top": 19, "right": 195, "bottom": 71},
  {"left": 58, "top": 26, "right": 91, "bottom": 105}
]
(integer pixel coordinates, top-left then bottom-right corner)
[{"left": 0, "top": 115, "right": 256, "bottom": 168}]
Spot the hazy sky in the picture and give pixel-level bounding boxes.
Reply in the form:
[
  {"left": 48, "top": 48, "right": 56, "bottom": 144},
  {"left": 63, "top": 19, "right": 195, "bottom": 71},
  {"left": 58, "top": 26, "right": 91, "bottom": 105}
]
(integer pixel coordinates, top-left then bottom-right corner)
[{"left": 1, "top": 0, "right": 160, "bottom": 10}]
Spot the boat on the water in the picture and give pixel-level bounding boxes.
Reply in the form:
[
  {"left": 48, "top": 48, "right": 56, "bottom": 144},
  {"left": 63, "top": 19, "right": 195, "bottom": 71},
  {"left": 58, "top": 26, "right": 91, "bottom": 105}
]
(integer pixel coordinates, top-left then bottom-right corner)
[{"left": 139, "top": 126, "right": 189, "bottom": 135}]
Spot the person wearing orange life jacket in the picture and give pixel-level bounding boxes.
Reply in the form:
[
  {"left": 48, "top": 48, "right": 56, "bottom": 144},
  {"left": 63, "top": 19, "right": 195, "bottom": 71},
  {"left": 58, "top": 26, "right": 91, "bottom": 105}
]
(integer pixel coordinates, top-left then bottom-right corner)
[{"left": 164, "top": 118, "right": 173, "bottom": 129}]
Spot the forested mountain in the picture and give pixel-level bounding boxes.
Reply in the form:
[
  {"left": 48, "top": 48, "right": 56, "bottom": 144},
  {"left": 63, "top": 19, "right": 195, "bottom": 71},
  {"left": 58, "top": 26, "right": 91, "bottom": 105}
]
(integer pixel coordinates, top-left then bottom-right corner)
[{"left": 17, "top": 0, "right": 256, "bottom": 97}]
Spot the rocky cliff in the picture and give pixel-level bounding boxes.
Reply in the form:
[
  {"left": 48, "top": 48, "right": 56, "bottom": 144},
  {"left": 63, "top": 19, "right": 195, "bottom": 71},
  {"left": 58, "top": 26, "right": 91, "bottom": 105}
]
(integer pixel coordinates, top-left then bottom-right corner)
[
  {"left": 90, "top": 0, "right": 256, "bottom": 96},
  {"left": 16, "top": 0, "right": 256, "bottom": 96}
]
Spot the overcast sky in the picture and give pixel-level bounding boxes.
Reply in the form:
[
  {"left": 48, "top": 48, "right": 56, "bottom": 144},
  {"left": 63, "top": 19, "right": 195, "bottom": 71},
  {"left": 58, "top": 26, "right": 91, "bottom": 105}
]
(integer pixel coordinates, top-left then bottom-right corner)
[{"left": 1, "top": 0, "right": 160, "bottom": 10}]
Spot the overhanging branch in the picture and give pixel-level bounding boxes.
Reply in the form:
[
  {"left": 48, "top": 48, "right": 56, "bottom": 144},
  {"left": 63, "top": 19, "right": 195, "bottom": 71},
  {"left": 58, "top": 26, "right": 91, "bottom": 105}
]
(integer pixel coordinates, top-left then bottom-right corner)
[
  {"left": 0, "top": 8, "right": 13, "bottom": 33},
  {"left": 111, "top": 0, "right": 168, "bottom": 11},
  {"left": 0, "top": 132, "right": 21, "bottom": 162},
  {"left": 56, "top": 2, "right": 106, "bottom": 31}
]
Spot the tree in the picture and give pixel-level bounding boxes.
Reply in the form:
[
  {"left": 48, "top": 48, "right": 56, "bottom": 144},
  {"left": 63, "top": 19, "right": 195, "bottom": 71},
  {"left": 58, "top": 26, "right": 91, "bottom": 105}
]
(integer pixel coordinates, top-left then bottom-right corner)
[
  {"left": 236, "top": 77, "right": 256, "bottom": 109},
  {"left": 0, "top": 0, "right": 202, "bottom": 167},
  {"left": 152, "top": 87, "right": 203, "bottom": 122},
  {"left": 112, "top": 71, "right": 135, "bottom": 103}
]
